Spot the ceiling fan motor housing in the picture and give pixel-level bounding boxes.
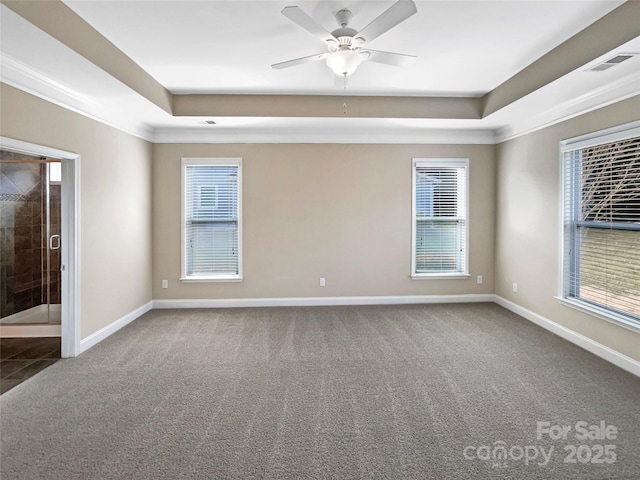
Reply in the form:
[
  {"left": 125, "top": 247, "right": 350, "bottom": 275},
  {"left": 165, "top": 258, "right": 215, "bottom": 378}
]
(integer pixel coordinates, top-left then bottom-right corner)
[
  {"left": 331, "top": 9, "right": 363, "bottom": 50},
  {"left": 335, "top": 8, "right": 353, "bottom": 27},
  {"left": 331, "top": 27, "right": 358, "bottom": 42}
]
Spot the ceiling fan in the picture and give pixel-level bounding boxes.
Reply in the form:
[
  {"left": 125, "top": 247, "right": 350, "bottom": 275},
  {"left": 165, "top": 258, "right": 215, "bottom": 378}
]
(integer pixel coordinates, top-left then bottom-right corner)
[{"left": 272, "top": 0, "right": 418, "bottom": 77}]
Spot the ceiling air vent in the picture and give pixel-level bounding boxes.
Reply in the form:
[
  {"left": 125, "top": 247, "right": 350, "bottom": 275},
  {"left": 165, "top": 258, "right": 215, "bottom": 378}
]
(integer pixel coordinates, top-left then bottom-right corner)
[
  {"left": 588, "top": 54, "right": 636, "bottom": 72},
  {"left": 204, "top": 120, "right": 217, "bottom": 125}
]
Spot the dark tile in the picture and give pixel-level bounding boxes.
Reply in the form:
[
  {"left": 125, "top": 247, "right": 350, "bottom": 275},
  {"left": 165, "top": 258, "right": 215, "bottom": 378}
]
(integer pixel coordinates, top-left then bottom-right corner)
[
  {"left": 0, "top": 202, "right": 15, "bottom": 228},
  {"left": 1, "top": 337, "right": 61, "bottom": 359},
  {"left": 0, "top": 339, "right": 29, "bottom": 360},
  {"left": 0, "top": 338, "right": 35, "bottom": 359},
  {"left": 13, "top": 202, "right": 33, "bottom": 227},
  {"left": 14, "top": 252, "right": 34, "bottom": 277},
  {"left": 0, "top": 359, "right": 36, "bottom": 379},
  {"left": 37, "top": 336, "right": 61, "bottom": 351},
  {"left": 31, "top": 280, "right": 43, "bottom": 295},
  {"left": 50, "top": 249, "right": 61, "bottom": 268},
  {"left": 31, "top": 248, "right": 43, "bottom": 271},
  {"left": 49, "top": 284, "right": 61, "bottom": 305},
  {"left": 31, "top": 201, "right": 42, "bottom": 224},
  {"left": 51, "top": 201, "right": 60, "bottom": 221},
  {"left": 14, "top": 278, "right": 39, "bottom": 298},
  {"left": 16, "top": 343, "right": 61, "bottom": 360},
  {"left": 9, "top": 293, "right": 29, "bottom": 314},
  {"left": 1, "top": 299, "right": 16, "bottom": 318},
  {"left": 14, "top": 225, "right": 31, "bottom": 250},
  {"left": 13, "top": 271, "right": 30, "bottom": 284},
  {"left": 2, "top": 359, "right": 58, "bottom": 381},
  {"left": 0, "top": 379, "right": 24, "bottom": 395},
  {"left": 3, "top": 263, "right": 15, "bottom": 280},
  {"left": 32, "top": 225, "right": 42, "bottom": 249},
  {"left": 1, "top": 227, "right": 15, "bottom": 261},
  {"left": 0, "top": 233, "right": 4, "bottom": 274},
  {"left": 26, "top": 186, "right": 42, "bottom": 203}
]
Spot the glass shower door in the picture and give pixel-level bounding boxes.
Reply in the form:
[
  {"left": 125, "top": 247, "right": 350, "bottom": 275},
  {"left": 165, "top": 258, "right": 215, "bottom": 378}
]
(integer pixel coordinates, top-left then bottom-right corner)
[
  {"left": 0, "top": 152, "right": 62, "bottom": 324},
  {"left": 46, "top": 162, "right": 62, "bottom": 324}
]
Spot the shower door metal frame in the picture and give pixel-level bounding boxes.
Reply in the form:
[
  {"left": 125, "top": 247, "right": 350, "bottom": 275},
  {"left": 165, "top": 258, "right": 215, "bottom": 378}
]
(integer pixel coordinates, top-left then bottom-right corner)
[{"left": 0, "top": 137, "right": 80, "bottom": 357}]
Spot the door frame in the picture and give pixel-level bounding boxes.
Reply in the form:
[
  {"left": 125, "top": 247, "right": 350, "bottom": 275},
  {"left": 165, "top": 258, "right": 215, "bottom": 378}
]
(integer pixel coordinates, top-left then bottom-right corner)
[{"left": 0, "top": 137, "right": 80, "bottom": 357}]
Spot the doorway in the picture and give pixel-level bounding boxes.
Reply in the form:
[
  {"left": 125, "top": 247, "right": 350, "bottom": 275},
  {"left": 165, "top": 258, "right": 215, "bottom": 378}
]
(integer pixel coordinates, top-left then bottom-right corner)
[
  {"left": 0, "top": 152, "right": 61, "bottom": 325},
  {"left": 0, "top": 138, "right": 78, "bottom": 357}
]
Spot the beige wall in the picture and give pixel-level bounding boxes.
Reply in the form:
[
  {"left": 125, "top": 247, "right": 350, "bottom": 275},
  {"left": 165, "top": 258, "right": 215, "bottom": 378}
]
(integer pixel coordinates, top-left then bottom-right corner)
[
  {"left": 5, "top": 80, "right": 636, "bottom": 364},
  {"left": 495, "top": 96, "right": 640, "bottom": 361},
  {"left": 153, "top": 143, "right": 495, "bottom": 300},
  {"left": 0, "top": 83, "right": 153, "bottom": 339}
]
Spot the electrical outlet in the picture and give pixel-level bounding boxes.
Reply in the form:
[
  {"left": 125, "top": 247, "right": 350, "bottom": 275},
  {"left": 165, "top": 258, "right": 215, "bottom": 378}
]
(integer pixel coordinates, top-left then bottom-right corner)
[
  {"left": 319, "top": 277, "right": 326, "bottom": 287},
  {"left": 477, "top": 275, "right": 483, "bottom": 284},
  {"left": 162, "top": 279, "right": 168, "bottom": 289},
  {"left": 513, "top": 282, "right": 518, "bottom": 293}
]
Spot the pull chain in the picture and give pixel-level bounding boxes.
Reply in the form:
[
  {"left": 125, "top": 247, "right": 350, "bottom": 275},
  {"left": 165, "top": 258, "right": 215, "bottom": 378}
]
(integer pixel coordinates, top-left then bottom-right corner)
[{"left": 342, "top": 74, "right": 348, "bottom": 116}]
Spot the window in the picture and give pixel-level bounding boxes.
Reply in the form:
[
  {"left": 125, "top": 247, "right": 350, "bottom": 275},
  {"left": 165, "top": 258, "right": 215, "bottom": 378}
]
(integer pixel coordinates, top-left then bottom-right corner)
[
  {"left": 181, "top": 158, "right": 242, "bottom": 282},
  {"left": 48, "top": 162, "right": 62, "bottom": 185},
  {"left": 412, "top": 158, "right": 469, "bottom": 278},
  {"left": 561, "top": 123, "right": 640, "bottom": 327}
]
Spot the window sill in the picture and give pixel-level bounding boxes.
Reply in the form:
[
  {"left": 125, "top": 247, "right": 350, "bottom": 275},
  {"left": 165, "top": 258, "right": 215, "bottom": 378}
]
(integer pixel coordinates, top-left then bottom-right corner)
[
  {"left": 557, "top": 297, "right": 640, "bottom": 333},
  {"left": 411, "top": 273, "right": 470, "bottom": 280},
  {"left": 180, "top": 276, "right": 243, "bottom": 283}
]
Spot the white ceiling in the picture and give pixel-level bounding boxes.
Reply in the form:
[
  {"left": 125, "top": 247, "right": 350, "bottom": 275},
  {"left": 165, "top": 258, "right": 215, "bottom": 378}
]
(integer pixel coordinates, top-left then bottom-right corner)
[
  {"left": 1, "top": 0, "right": 638, "bottom": 142},
  {"left": 63, "top": 0, "right": 624, "bottom": 96}
]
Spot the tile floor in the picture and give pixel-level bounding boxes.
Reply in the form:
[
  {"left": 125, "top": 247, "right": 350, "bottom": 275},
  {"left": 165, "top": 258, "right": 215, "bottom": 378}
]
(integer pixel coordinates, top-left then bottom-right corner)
[{"left": 0, "top": 337, "right": 60, "bottom": 394}]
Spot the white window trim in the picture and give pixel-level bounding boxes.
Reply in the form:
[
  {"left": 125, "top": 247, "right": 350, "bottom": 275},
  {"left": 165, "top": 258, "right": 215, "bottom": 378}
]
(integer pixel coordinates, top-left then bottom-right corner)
[
  {"left": 411, "top": 158, "right": 470, "bottom": 279},
  {"left": 556, "top": 296, "right": 640, "bottom": 333},
  {"left": 180, "top": 157, "right": 243, "bottom": 283},
  {"left": 558, "top": 121, "right": 640, "bottom": 330}
]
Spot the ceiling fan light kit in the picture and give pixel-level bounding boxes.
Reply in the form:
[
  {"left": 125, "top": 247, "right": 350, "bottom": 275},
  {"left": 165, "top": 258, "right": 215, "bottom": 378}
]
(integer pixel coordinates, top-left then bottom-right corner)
[
  {"left": 273, "top": 0, "right": 418, "bottom": 77},
  {"left": 326, "top": 47, "right": 364, "bottom": 76}
]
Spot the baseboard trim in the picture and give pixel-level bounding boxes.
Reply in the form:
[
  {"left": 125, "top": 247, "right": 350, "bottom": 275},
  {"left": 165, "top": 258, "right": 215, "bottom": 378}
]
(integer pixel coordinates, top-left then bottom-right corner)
[
  {"left": 78, "top": 301, "right": 153, "bottom": 355},
  {"left": 153, "top": 294, "right": 495, "bottom": 309},
  {"left": 494, "top": 296, "right": 640, "bottom": 378}
]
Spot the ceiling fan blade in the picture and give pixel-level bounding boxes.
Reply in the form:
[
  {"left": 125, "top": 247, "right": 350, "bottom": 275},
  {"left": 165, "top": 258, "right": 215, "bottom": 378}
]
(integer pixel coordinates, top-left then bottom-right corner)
[
  {"left": 355, "top": 0, "right": 417, "bottom": 44},
  {"left": 271, "top": 52, "right": 330, "bottom": 70},
  {"left": 363, "top": 49, "right": 417, "bottom": 67},
  {"left": 281, "top": 6, "right": 338, "bottom": 46}
]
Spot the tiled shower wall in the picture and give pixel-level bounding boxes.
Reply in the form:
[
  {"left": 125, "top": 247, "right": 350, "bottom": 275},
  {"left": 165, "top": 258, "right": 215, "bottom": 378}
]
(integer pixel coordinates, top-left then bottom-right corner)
[
  {"left": 0, "top": 151, "right": 60, "bottom": 319},
  {"left": 49, "top": 184, "right": 61, "bottom": 306}
]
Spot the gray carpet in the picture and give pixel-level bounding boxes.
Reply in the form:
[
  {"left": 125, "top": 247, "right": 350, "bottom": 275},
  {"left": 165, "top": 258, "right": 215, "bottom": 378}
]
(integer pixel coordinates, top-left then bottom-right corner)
[{"left": 1, "top": 303, "right": 639, "bottom": 479}]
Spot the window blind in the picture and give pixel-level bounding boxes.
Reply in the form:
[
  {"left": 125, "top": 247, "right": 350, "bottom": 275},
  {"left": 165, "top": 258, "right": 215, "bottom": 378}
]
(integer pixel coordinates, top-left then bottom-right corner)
[
  {"left": 413, "top": 160, "right": 468, "bottom": 275},
  {"left": 563, "top": 132, "right": 640, "bottom": 322},
  {"left": 184, "top": 162, "right": 239, "bottom": 277}
]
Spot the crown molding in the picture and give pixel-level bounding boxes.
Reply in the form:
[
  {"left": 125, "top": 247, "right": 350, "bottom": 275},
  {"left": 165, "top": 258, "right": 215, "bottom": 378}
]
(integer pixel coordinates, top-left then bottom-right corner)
[
  {"left": 495, "top": 72, "right": 640, "bottom": 143},
  {"left": 152, "top": 127, "right": 497, "bottom": 145},
  {"left": 483, "top": 1, "right": 640, "bottom": 117},
  {"left": 3, "top": 52, "right": 636, "bottom": 146},
  {"left": 0, "top": 54, "right": 155, "bottom": 142},
  {"left": 1, "top": 51, "right": 493, "bottom": 144},
  {"left": 2, "top": 0, "right": 172, "bottom": 114}
]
